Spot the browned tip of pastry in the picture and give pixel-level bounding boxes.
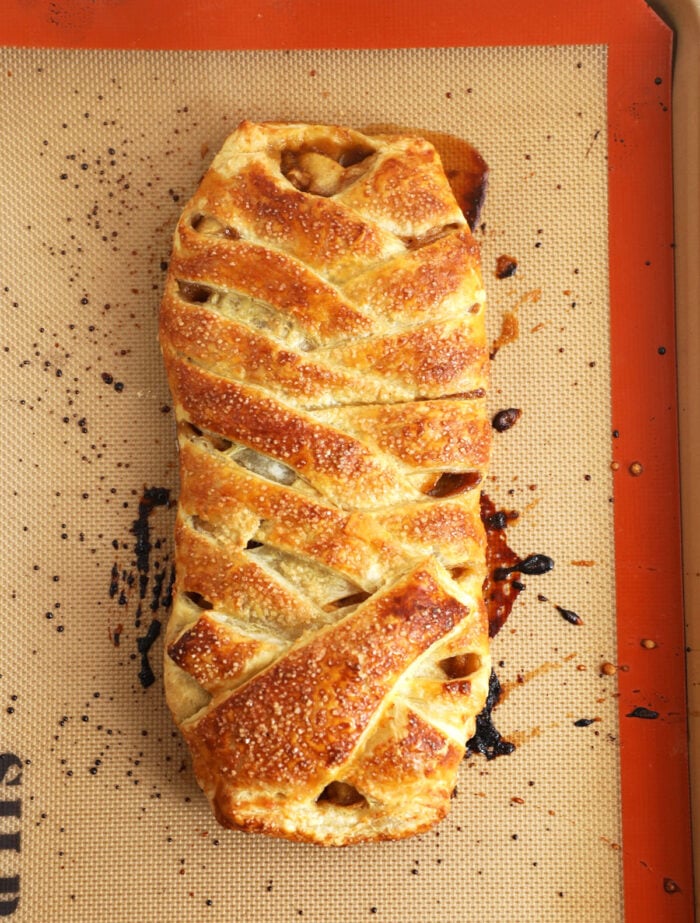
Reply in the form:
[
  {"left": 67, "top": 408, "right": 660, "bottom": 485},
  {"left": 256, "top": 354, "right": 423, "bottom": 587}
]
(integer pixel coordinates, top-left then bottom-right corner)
[
  {"left": 167, "top": 612, "right": 279, "bottom": 696},
  {"left": 362, "top": 123, "right": 489, "bottom": 229}
]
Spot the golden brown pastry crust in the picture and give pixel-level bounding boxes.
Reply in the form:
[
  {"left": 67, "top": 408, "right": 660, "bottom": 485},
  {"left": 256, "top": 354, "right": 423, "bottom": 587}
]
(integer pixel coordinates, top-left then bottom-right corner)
[{"left": 160, "top": 120, "right": 491, "bottom": 845}]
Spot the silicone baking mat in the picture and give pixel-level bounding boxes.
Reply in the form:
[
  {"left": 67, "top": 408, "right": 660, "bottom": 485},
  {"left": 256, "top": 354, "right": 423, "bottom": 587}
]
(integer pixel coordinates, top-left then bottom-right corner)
[{"left": 0, "top": 1, "right": 692, "bottom": 921}]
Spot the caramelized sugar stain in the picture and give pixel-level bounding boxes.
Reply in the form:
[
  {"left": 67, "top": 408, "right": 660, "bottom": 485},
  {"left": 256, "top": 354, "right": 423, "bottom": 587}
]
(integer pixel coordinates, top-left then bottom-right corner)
[
  {"left": 108, "top": 486, "right": 175, "bottom": 687},
  {"left": 490, "top": 288, "right": 542, "bottom": 359}
]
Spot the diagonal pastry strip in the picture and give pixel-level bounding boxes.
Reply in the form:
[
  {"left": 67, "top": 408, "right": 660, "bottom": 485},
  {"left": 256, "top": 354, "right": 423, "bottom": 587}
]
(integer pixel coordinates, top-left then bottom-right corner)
[
  {"left": 180, "top": 559, "right": 488, "bottom": 842},
  {"left": 160, "top": 120, "right": 492, "bottom": 844}
]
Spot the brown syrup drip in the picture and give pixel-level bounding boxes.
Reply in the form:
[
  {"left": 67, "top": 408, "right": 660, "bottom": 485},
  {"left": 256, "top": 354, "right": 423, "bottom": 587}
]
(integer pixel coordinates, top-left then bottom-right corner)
[
  {"left": 489, "top": 309, "right": 520, "bottom": 359},
  {"left": 489, "top": 289, "right": 542, "bottom": 359},
  {"left": 136, "top": 620, "right": 162, "bottom": 689},
  {"left": 481, "top": 494, "right": 555, "bottom": 637},
  {"left": 481, "top": 494, "right": 522, "bottom": 637},
  {"left": 109, "top": 487, "right": 175, "bottom": 688},
  {"left": 494, "top": 554, "right": 554, "bottom": 581},
  {"left": 469, "top": 495, "right": 556, "bottom": 761}
]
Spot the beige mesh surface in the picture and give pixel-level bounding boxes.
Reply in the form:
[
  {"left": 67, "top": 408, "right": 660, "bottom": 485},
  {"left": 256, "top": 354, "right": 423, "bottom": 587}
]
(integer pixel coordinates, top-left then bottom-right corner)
[{"left": 0, "top": 45, "right": 619, "bottom": 921}]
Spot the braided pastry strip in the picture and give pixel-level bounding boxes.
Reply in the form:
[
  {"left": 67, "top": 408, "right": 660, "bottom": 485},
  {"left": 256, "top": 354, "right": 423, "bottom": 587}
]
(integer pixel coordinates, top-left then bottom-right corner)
[{"left": 160, "top": 121, "right": 492, "bottom": 845}]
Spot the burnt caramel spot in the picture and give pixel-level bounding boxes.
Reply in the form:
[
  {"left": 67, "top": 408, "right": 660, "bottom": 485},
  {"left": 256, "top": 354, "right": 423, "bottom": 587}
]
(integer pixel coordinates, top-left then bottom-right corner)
[
  {"left": 494, "top": 554, "right": 554, "bottom": 580},
  {"left": 556, "top": 606, "right": 584, "bottom": 626},
  {"left": 466, "top": 670, "right": 515, "bottom": 760},
  {"left": 495, "top": 254, "right": 518, "bottom": 278},
  {"left": 484, "top": 510, "right": 508, "bottom": 530},
  {"left": 492, "top": 408, "right": 522, "bottom": 432},
  {"left": 481, "top": 494, "right": 555, "bottom": 636}
]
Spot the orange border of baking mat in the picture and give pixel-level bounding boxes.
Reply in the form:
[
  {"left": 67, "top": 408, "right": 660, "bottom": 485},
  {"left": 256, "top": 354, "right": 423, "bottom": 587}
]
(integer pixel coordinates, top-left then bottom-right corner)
[{"left": 1, "top": 1, "right": 692, "bottom": 919}]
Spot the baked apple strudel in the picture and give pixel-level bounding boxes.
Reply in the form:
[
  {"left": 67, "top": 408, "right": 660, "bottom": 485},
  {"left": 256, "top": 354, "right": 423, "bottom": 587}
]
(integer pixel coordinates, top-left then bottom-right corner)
[{"left": 159, "top": 120, "right": 492, "bottom": 845}]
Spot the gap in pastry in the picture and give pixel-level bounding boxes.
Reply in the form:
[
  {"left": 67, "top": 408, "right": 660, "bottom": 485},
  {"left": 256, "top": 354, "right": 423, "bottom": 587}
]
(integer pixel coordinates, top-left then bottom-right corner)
[
  {"left": 411, "top": 388, "right": 487, "bottom": 403},
  {"left": 190, "top": 515, "right": 217, "bottom": 537},
  {"left": 203, "top": 288, "right": 320, "bottom": 352},
  {"left": 424, "top": 471, "right": 482, "bottom": 498},
  {"left": 176, "top": 279, "right": 213, "bottom": 304},
  {"left": 448, "top": 564, "right": 476, "bottom": 583},
  {"left": 183, "top": 590, "right": 215, "bottom": 611},
  {"left": 231, "top": 447, "right": 298, "bottom": 486},
  {"left": 226, "top": 445, "right": 324, "bottom": 502},
  {"left": 336, "top": 145, "right": 375, "bottom": 168},
  {"left": 322, "top": 590, "right": 373, "bottom": 612},
  {"left": 190, "top": 213, "right": 241, "bottom": 239},
  {"left": 208, "top": 433, "right": 233, "bottom": 452},
  {"left": 179, "top": 420, "right": 204, "bottom": 439},
  {"left": 316, "top": 781, "right": 367, "bottom": 808},
  {"left": 439, "top": 651, "right": 482, "bottom": 680},
  {"left": 178, "top": 421, "right": 233, "bottom": 453},
  {"left": 400, "top": 222, "right": 463, "bottom": 250},
  {"left": 280, "top": 144, "right": 374, "bottom": 197},
  {"left": 245, "top": 544, "right": 365, "bottom": 609}
]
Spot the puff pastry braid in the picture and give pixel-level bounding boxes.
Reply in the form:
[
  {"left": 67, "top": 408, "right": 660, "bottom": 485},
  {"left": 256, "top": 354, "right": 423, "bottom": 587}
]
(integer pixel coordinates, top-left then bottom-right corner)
[{"left": 160, "top": 121, "right": 492, "bottom": 845}]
